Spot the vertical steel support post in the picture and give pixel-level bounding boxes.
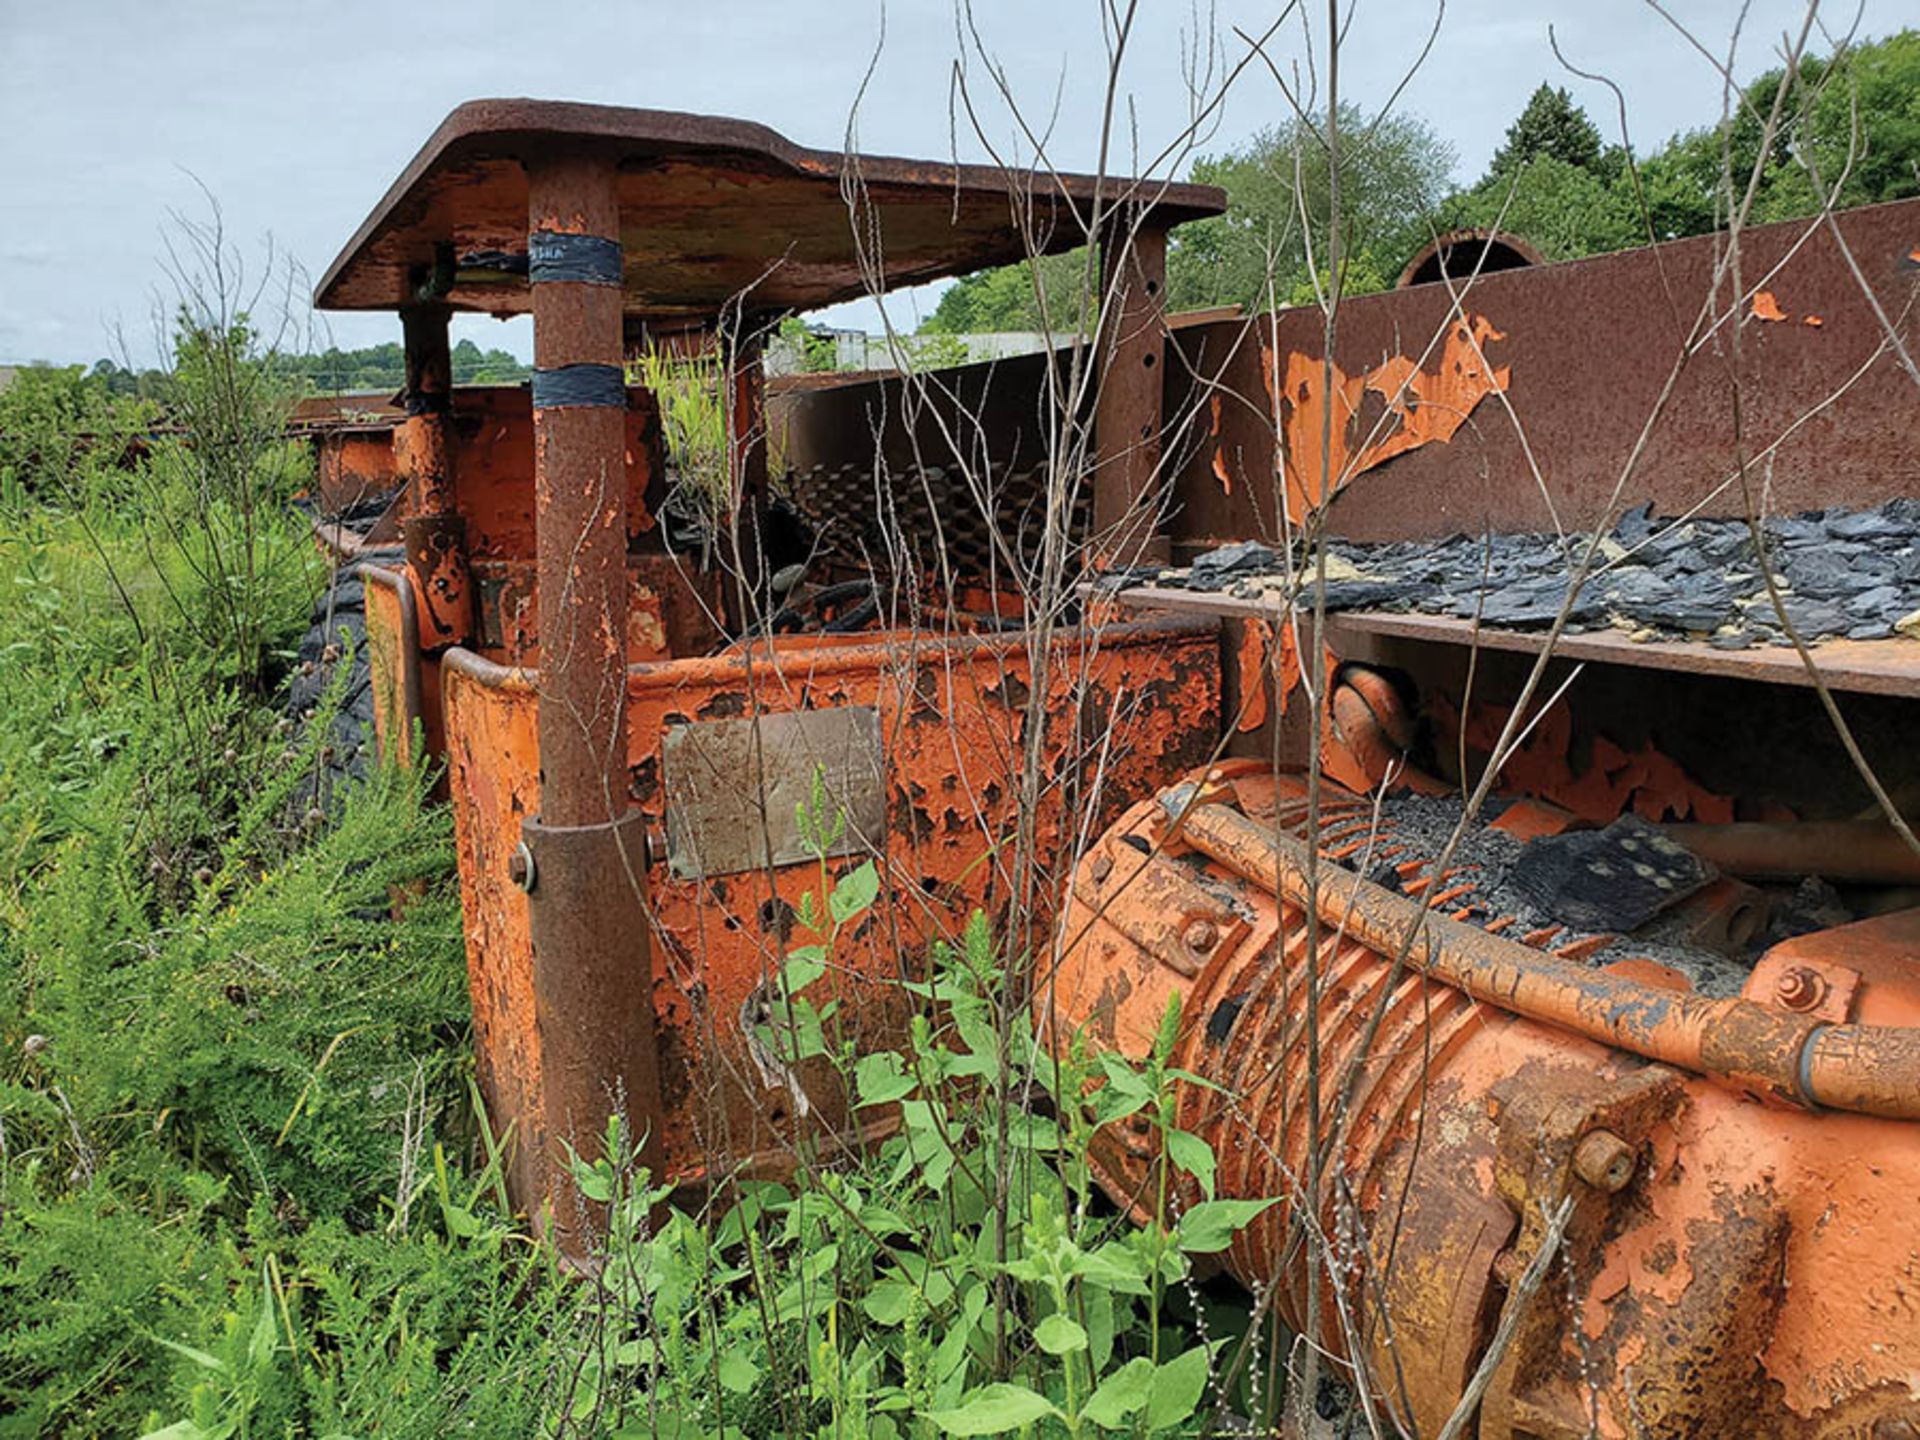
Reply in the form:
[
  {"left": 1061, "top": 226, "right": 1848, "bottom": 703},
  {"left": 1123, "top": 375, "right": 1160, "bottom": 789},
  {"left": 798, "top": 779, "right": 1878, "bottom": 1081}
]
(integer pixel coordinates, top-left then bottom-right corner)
[
  {"left": 397, "top": 304, "right": 474, "bottom": 648},
  {"left": 1092, "top": 217, "right": 1170, "bottom": 568},
  {"left": 522, "top": 151, "right": 665, "bottom": 1246},
  {"left": 727, "top": 323, "right": 770, "bottom": 629}
]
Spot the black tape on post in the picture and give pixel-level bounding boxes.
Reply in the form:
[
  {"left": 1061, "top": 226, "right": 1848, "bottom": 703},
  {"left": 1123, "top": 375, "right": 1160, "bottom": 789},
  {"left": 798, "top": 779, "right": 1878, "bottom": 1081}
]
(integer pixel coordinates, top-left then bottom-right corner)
[
  {"left": 532, "top": 363, "right": 627, "bottom": 410},
  {"left": 528, "top": 231, "right": 623, "bottom": 286},
  {"left": 403, "top": 391, "right": 453, "bottom": 417}
]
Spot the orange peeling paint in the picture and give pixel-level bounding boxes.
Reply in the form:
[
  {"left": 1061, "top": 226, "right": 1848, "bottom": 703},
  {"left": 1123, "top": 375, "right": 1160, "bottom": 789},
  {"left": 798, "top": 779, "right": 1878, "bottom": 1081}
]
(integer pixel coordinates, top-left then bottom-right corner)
[
  {"left": 1751, "top": 290, "right": 1788, "bottom": 322},
  {"left": 1208, "top": 395, "right": 1232, "bottom": 494},
  {"left": 1435, "top": 693, "right": 1737, "bottom": 825},
  {"left": 1275, "top": 315, "right": 1509, "bottom": 523},
  {"left": 1234, "top": 619, "right": 1271, "bottom": 732}
]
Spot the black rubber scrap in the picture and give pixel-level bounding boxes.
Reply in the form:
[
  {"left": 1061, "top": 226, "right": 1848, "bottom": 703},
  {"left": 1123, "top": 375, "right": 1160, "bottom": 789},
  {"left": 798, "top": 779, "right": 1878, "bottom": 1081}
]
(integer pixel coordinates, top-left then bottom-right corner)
[{"left": 1506, "top": 814, "right": 1713, "bottom": 933}]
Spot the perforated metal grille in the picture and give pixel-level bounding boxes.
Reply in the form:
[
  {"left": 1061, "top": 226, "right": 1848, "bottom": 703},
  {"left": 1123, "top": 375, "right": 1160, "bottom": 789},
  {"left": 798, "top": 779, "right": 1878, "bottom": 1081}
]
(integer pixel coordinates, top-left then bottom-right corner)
[{"left": 786, "top": 464, "right": 1090, "bottom": 581}]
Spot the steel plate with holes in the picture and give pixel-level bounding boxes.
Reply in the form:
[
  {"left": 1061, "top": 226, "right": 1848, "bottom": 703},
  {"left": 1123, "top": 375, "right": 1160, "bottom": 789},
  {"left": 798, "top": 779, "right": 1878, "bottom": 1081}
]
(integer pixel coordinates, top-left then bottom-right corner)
[{"left": 660, "top": 707, "right": 887, "bottom": 880}]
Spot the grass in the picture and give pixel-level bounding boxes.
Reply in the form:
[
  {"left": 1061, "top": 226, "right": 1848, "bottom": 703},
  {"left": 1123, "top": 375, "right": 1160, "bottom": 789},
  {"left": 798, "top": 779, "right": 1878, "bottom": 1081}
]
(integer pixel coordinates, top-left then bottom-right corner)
[{"left": 0, "top": 357, "right": 1268, "bottom": 1439}]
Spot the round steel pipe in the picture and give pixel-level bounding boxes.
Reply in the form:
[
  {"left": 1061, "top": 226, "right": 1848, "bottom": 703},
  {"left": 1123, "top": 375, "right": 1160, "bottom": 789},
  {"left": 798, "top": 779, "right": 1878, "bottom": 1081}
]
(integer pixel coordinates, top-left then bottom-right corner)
[{"left": 1661, "top": 819, "right": 1920, "bottom": 886}]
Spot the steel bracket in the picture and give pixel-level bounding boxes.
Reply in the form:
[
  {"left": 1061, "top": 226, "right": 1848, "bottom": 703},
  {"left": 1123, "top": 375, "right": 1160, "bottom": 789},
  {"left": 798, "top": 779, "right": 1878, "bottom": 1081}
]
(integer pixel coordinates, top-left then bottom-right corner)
[{"left": 521, "top": 807, "right": 665, "bottom": 1248}]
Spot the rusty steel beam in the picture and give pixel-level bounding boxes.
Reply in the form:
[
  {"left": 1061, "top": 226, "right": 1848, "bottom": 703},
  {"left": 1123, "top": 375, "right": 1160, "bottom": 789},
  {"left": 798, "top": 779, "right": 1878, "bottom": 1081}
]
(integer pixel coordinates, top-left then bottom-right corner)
[
  {"left": 524, "top": 151, "right": 665, "bottom": 1244},
  {"left": 396, "top": 304, "right": 474, "bottom": 649},
  {"left": 1093, "top": 219, "right": 1169, "bottom": 568}
]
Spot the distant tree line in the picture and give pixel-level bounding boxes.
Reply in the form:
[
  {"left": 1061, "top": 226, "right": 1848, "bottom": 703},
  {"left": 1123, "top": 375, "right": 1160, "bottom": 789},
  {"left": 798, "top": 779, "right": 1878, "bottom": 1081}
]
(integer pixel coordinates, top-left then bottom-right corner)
[
  {"left": 80, "top": 337, "right": 530, "bottom": 399},
  {"left": 921, "top": 27, "right": 1919, "bottom": 331}
]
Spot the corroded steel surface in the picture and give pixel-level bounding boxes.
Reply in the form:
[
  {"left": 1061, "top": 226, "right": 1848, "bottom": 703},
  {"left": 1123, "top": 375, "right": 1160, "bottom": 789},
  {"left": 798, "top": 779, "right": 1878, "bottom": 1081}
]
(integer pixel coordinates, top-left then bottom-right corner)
[
  {"left": 397, "top": 306, "right": 475, "bottom": 650},
  {"left": 443, "top": 617, "right": 1219, "bottom": 1203},
  {"left": 518, "top": 153, "right": 669, "bottom": 1242},
  {"left": 1048, "top": 767, "right": 1920, "bottom": 1437},
  {"left": 1093, "top": 222, "right": 1169, "bottom": 566},
  {"left": 1165, "top": 197, "right": 1920, "bottom": 547},
  {"left": 315, "top": 100, "right": 1225, "bottom": 319},
  {"left": 311, "top": 426, "right": 401, "bottom": 522},
  {"left": 1270, "top": 312, "right": 1509, "bottom": 523},
  {"left": 528, "top": 152, "right": 632, "bottom": 830},
  {"left": 401, "top": 511, "right": 474, "bottom": 650}
]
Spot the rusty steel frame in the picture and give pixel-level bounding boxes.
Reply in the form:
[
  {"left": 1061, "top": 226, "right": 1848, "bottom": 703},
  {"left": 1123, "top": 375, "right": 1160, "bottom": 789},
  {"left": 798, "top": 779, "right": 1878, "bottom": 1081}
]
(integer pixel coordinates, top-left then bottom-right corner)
[
  {"left": 433, "top": 615, "right": 1221, "bottom": 1211},
  {"left": 312, "top": 102, "right": 1920, "bottom": 1420},
  {"left": 1093, "top": 216, "right": 1170, "bottom": 566}
]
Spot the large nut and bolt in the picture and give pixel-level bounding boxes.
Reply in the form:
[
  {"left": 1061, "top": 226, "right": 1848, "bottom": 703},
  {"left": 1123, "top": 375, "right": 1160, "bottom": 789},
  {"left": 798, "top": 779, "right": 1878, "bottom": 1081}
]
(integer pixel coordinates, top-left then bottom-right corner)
[
  {"left": 1184, "top": 918, "right": 1220, "bottom": 954},
  {"left": 1774, "top": 964, "right": 1828, "bottom": 1013},
  {"left": 509, "top": 840, "right": 537, "bottom": 893},
  {"left": 1572, "top": 1129, "right": 1637, "bottom": 1194}
]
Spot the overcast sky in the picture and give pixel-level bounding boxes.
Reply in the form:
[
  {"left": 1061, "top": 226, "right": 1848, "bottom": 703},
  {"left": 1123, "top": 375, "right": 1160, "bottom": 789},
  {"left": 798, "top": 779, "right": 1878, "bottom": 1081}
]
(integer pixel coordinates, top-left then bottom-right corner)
[{"left": 0, "top": 0, "right": 1882, "bottom": 367}]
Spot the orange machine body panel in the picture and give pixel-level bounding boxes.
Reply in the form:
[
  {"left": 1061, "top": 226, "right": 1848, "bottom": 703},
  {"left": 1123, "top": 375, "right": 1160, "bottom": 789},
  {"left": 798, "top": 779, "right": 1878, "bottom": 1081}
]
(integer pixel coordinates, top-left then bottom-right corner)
[{"left": 440, "top": 616, "right": 1220, "bottom": 1205}]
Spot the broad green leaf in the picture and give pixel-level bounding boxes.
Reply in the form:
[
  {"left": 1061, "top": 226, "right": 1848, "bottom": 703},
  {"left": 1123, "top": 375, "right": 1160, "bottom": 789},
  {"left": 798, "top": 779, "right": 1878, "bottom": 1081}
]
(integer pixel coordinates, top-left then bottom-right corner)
[
  {"left": 859, "top": 1202, "right": 913, "bottom": 1237},
  {"left": 829, "top": 860, "right": 880, "bottom": 924},
  {"left": 1165, "top": 1127, "right": 1217, "bottom": 1200},
  {"left": 1097, "top": 1053, "right": 1153, "bottom": 1100},
  {"left": 1081, "top": 1356, "right": 1154, "bottom": 1429},
  {"left": 717, "top": 1349, "right": 760, "bottom": 1395},
  {"left": 855, "top": 1052, "right": 918, "bottom": 1107},
  {"left": 440, "top": 1201, "right": 482, "bottom": 1238},
  {"left": 783, "top": 947, "right": 827, "bottom": 993},
  {"left": 1145, "top": 1345, "right": 1211, "bottom": 1431},
  {"left": 1086, "top": 1287, "right": 1116, "bottom": 1371},
  {"left": 933, "top": 1284, "right": 987, "bottom": 1384},
  {"left": 890, "top": 1253, "right": 955, "bottom": 1308},
  {"left": 1175, "top": 1198, "right": 1277, "bottom": 1254},
  {"left": 802, "top": 1242, "right": 841, "bottom": 1281},
  {"left": 864, "top": 1279, "right": 915, "bottom": 1326},
  {"left": 925, "top": 1383, "right": 1060, "bottom": 1436},
  {"left": 1005, "top": 1112, "right": 1065, "bottom": 1149},
  {"left": 1078, "top": 1242, "right": 1153, "bottom": 1295},
  {"left": 954, "top": 1008, "right": 1002, "bottom": 1076},
  {"left": 1033, "top": 1312, "right": 1088, "bottom": 1355}
]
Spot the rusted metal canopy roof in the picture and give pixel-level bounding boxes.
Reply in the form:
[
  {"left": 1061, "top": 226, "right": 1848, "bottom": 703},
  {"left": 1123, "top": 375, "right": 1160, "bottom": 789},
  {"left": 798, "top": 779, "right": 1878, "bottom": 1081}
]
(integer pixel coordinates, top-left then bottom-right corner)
[{"left": 316, "top": 100, "right": 1226, "bottom": 320}]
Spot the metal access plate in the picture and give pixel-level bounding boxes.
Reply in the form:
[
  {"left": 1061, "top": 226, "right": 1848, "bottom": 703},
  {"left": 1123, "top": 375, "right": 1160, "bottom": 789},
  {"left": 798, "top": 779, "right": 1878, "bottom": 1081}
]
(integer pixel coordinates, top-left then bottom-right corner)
[{"left": 660, "top": 707, "right": 887, "bottom": 880}]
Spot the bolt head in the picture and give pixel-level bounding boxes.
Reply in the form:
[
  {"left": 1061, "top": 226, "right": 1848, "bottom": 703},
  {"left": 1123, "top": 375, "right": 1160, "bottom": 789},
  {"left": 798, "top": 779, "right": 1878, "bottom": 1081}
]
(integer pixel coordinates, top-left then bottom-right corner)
[
  {"left": 1572, "top": 1129, "right": 1637, "bottom": 1194},
  {"left": 1774, "top": 965, "right": 1828, "bottom": 1012},
  {"left": 1183, "top": 918, "right": 1219, "bottom": 953},
  {"left": 508, "top": 841, "right": 536, "bottom": 893},
  {"left": 1089, "top": 853, "right": 1114, "bottom": 883}
]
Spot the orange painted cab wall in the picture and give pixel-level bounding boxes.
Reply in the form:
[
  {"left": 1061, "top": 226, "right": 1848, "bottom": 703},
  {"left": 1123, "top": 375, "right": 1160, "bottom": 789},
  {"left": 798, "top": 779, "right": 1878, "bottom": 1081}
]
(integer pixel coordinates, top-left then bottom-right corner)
[{"left": 441, "top": 617, "right": 1221, "bottom": 1205}]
